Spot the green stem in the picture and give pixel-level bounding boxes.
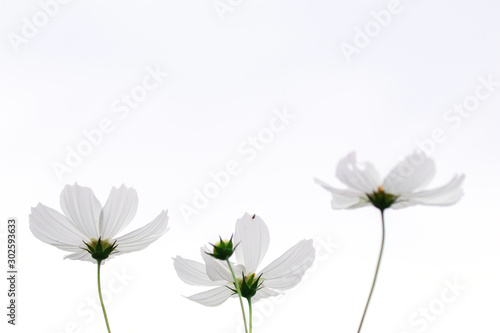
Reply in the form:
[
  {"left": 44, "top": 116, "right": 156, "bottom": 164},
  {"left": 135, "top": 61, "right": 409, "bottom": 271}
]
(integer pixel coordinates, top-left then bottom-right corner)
[
  {"left": 357, "top": 210, "right": 386, "bottom": 333},
  {"left": 248, "top": 298, "right": 253, "bottom": 333},
  {"left": 97, "top": 260, "right": 112, "bottom": 333},
  {"left": 226, "top": 260, "right": 248, "bottom": 333}
]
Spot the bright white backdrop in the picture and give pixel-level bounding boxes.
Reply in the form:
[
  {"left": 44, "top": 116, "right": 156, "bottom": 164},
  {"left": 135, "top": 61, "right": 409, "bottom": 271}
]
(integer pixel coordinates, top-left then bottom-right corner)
[{"left": 1, "top": 0, "right": 500, "bottom": 332}]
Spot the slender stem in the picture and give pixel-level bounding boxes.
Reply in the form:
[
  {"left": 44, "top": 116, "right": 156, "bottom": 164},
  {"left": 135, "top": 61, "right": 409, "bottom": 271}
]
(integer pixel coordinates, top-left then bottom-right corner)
[
  {"left": 97, "top": 260, "right": 112, "bottom": 333},
  {"left": 226, "top": 259, "right": 248, "bottom": 333},
  {"left": 357, "top": 210, "right": 386, "bottom": 333},
  {"left": 248, "top": 298, "right": 253, "bottom": 333}
]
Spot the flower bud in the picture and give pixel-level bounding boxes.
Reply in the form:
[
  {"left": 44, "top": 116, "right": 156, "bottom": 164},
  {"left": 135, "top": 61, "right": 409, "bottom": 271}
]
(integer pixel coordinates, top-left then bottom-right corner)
[
  {"left": 231, "top": 273, "right": 263, "bottom": 300},
  {"left": 207, "top": 235, "right": 236, "bottom": 261}
]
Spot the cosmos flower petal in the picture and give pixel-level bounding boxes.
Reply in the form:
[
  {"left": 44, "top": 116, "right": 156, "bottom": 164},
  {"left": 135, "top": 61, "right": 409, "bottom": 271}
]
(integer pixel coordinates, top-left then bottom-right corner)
[
  {"left": 186, "top": 286, "right": 233, "bottom": 307},
  {"left": 64, "top": 251, "right": 94, "bottom": 262},
  {"left": 264, "top": 274, "right": 303, "bottom": 290},
  {"left": 260, "top": 239, "right": 315, "bottom": 290},
  {"left": 99, "top": 185, "right": 139, "bottom": 239},
  {"left": 29, "top": 203, "right": 89, "bottom": 249},
  {"left": 253, "top": 288, "right": 281, "bottom": 302},
  {"left": 201, "top": 247, "right": 240, "bottom": 282},
  {"left": 396, "top": 174, "right": 465, "bottom": 207},
  {"left": 314, "top": 178, "right": 369, "bottom": 209},
  {"left": 60, "top": 184, "right": 101, "bottom": 239},
  {"left": 113, "top": 210, "right": 169, "bottom": 254},
  {"left": 29, "top": 205, "right": 90, "bottom": 260},
  {"left": 234, "top": 213, "right": 270, "bottom": 273},
  {"left": 173, "top": 256, "right": 222, "bottom": 286},
  {"left": 383, "top": 153, "right": 436, "bottom": 194},
  {"left": 336, "top": 152, "right": 380, "bottom": 193}
]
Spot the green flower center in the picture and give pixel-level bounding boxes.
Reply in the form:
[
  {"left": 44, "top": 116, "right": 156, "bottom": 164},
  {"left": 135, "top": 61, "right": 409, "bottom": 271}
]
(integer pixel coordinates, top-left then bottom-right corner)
[
  {"left": 230, "top": 273, "right": 263, "bottom": 300},
  {"left": 207, "top": 235, "right": 237, "bottom": 261},
  {"left": 366, "top": 186, "right": 398, "bottom": 211},
  {"left": 83, "top": 238, "right": 118, "bottom": 262}
]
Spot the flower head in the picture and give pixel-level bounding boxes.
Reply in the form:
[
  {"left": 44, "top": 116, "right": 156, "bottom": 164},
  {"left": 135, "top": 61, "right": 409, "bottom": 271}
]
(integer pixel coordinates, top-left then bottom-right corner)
[
  {"left": 207, "top": 235, "right": 237, "bottom": 261},
  {"left": 29, "top": 183, "right": 169, "bottom": 263},
  {"left": 315, "top": 152, "right": 465, "bottom": 210},
  {"left": 232, "top": 272, "right": 263, "bottom": 300},
  {"left": 173, "top": 213, "right": 315, "bottom": 306},
  {"left": 83, "top": 237, "right": 118, "bottom": 261}
]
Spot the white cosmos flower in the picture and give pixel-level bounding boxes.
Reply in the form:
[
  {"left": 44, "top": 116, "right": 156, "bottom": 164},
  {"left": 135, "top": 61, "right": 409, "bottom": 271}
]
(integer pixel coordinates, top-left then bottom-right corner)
[
  {"left": 29, "top": 183, "right": 169, "bottom": 263},
  {"left": 173, "top": 213, "right": 315, "bottom": 306},
  {"left": 315, "top": 152, "right": 465, "bottom": 210}
]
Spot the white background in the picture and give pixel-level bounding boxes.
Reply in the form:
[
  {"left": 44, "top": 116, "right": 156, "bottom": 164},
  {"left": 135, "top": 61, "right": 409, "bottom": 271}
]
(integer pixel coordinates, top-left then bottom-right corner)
[{"left": 1, "top": 0, "right": 500, "bottom": 332}]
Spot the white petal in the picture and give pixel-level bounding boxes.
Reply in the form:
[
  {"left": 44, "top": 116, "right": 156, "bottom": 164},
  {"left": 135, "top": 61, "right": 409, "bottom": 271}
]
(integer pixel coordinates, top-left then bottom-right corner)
[
  {"left": 201, "top": 247, "right": 241, "bottom": 282},
  {"left": 60, "top": 184, "right": 101, "bottom": 239},
  {"left": 64, "top": 251, "right": 94, "bottom": 262},
  {"left": 173, "top": 256, "right": 221, "bottom": 286},
  {"left": 314, "top": 178, "right": 370, "bottom": 209},
  {"left": 395, "top": 175, "right": 465, "bottom": 207},
  {"left": 383, "top": 152, "right": 436, "bottom": 194},
  {"left": 99, "top": 185, "right": 139, "bottom": 239},
  {"left": 253, "top": 287, "right": 281, "bottom": 302},
  {"left": 113, "top": 210, "right": 169, "bottom": 254},
  {"left": 234, "top": 213, "right": 270, "bottom": 273},
  {"left": 260, "top": 239, "right": 315, "bottom": 290},
  {"left": 29, "top": 204, "right": 89, "bottom": 250},
  {"left": 336, "top": 152, "right": 380, "bottom": 193},
  {"left": 186, "top": 286, "right": 233, "bottom": 307}
]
